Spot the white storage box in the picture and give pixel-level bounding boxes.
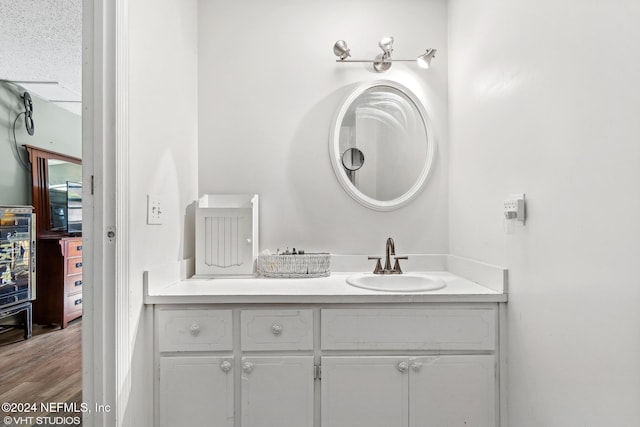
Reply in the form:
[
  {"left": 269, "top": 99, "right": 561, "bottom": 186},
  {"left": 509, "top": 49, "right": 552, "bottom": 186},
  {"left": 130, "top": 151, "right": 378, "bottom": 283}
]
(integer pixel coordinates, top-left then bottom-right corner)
[{"left": 195, "top": 194, "right": 259, "bottom": 276}]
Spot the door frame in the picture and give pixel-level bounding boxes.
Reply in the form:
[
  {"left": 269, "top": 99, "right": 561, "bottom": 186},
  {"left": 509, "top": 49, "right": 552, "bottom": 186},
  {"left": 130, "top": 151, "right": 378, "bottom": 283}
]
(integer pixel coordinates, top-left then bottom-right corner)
[{"left": 82, "top": 0, "right": 129, "bottom": 425}]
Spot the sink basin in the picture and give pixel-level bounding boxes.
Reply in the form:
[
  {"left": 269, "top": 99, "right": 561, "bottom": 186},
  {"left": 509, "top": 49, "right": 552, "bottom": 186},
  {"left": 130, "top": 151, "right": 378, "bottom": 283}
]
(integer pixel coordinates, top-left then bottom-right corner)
[{"left": 346, "top": 273, "right": 447, "bottom": 292}]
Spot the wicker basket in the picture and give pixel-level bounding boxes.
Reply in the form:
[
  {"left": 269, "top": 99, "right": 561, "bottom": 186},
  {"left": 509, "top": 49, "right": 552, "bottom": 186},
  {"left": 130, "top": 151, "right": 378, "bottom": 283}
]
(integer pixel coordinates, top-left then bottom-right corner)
[{"left": 258, "top": 253, "right": 331, "bottom": 278}]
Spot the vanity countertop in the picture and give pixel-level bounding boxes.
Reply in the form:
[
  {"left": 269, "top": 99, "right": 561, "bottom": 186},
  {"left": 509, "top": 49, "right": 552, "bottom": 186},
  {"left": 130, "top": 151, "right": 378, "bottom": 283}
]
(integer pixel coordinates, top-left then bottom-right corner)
[{"left": 144, "top": 271, "right": 507, "bottom": 305}]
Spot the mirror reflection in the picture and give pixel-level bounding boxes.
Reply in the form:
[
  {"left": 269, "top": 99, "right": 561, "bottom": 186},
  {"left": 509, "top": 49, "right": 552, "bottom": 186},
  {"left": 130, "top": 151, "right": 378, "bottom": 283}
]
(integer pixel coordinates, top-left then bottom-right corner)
[
  {"left": 341, "top": 147, "right": 365, "bottom": 185},
  {"left": 48, "top": 160, "right": 82, "bottom": 232}
]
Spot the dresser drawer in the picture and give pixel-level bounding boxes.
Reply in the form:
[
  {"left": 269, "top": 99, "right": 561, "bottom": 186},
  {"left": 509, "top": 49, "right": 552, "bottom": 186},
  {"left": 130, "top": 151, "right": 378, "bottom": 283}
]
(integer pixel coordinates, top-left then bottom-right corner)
[
  {"left": 65, "top": 275, "right": 83, "bottom": 295},
  {"left": 158, "top": 309, "right": 233, "bottom": 352},
  {"left": 321, "top": 308, "right": 496, "bottom": 351},
  {"left": 66, "top": 241, "right": 83, "bottom": 257},
  {"left": 65, "top": 292, "right": 83, "bottom": 316},
  {"left": 241, "top": 309, "right": 313, "bottom": 351},
  {"left": 67, "top": 258, "right": 83, "bottom": 275}
]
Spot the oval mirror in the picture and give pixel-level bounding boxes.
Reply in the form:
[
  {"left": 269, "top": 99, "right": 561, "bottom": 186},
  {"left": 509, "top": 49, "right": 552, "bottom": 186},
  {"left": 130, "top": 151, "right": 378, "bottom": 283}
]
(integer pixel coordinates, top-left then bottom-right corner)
[{"left": 329, "top": 81, "right": 435, "bottom": 211}]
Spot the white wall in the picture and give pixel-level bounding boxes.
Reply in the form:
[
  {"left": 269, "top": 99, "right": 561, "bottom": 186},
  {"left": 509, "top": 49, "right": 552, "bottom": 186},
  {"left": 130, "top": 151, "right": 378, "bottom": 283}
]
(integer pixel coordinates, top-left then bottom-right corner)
[
  {"left": 125, "top": 0, "right": 199, "bottom": 424},
  {"left": 449, "top": 1, "right": 640, "bottom": 425},
  {"left": 198, "top": 0, "right": 449, "bottom": 255}
]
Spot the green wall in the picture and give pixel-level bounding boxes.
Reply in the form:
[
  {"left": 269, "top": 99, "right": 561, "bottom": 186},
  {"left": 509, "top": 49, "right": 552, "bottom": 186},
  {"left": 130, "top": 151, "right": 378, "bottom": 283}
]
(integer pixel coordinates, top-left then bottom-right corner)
[{"left": 0, "top": 81, "right": 81, "bottom": 206}]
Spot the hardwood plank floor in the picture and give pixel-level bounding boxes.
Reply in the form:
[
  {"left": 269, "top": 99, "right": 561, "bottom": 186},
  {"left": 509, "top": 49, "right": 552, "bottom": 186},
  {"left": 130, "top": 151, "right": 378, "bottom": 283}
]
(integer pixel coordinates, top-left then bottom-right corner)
[{"left": 0, "top": 320, "right": 82, "bottom": 426}]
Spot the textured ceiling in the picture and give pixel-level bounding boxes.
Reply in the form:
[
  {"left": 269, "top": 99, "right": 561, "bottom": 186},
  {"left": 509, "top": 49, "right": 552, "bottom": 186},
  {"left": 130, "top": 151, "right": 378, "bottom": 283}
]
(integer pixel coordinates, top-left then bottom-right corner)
[{"left": 0, "top": 0, "right": 82, "bottom": 94}]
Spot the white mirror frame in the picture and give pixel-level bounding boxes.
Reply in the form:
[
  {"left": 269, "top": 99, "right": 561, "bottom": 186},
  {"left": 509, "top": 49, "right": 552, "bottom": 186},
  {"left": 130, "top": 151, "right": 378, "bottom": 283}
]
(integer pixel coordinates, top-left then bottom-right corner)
[{"left": 329, "top": 80, "right": 436, "bottom": 211}]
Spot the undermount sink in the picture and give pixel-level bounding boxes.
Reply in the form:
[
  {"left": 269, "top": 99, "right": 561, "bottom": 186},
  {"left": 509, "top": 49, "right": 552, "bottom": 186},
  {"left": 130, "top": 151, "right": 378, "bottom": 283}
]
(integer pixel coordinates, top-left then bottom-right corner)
[{"left": 346, "top": 273, "right": 447, "bottom": 292}]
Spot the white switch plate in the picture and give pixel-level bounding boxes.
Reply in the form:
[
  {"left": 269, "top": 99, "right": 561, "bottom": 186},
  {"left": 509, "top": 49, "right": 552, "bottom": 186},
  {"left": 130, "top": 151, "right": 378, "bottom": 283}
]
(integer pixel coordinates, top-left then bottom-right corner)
[
  {"left": 147, "top": 194, "right": 163, "bottom": 225},
  {"left": 504, "top": 193, "right": 526, "bottom": 224}
]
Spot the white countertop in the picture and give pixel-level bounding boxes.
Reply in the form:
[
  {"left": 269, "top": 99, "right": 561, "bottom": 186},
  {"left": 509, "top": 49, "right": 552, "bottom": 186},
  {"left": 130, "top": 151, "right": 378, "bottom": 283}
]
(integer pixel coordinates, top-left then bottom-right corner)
[{"left": 144, "top": 271, "right": 507, "bottom": 304}]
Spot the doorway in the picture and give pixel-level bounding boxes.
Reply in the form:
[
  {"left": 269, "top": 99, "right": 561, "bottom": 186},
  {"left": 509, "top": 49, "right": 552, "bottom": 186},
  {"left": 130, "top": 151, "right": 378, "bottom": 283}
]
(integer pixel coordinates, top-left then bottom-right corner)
[{"left": 0, "top": 0, "right": 86, "bottom": 424}]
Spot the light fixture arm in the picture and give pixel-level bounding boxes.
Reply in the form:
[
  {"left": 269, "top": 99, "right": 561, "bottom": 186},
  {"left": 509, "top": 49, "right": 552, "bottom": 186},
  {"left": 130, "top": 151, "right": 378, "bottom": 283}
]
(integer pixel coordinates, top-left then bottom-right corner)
[
  {"left": 334, "top": 58, "right": 424, "bottom": 63},
  {"left": 332, "top": 37, "right": 436, "bottom": 73}
]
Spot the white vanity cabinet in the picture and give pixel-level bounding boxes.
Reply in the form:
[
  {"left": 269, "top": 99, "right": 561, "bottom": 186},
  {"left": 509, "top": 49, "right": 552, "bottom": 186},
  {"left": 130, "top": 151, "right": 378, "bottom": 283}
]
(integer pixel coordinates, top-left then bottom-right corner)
[
  {"left": 321, "top": 355, "right": 495, "bottom": 427},
  {"left": 159, "top": 356, "right": 234, "bottom": 427},
  {"left": 320, "top": 307, "right": 498, "bottom": 427},
  {"left": 155, "top": 308, "right": 234, "bottom": 427},
  {"left": 239, "top": 309, "right": 315, "bottom": 427},
  {"left": 154, "top": 304, "right": 503, "bottom": 427},
  {"left": 240, "top": 356, "right": 315, "bottom": 427},
  {"left": 321, "top": 356, "right": 409, "bottom": 427},
  {"left": 407, "top": 355, "right": 496, "bottom": 426},
  {"left": 155, "top": 307, "right": 316, "bottom": 427}
]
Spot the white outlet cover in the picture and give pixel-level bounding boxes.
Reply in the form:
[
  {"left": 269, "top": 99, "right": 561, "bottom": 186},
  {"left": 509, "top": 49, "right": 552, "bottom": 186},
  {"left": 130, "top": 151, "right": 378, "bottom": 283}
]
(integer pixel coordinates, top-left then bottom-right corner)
[
  {"left": 504, "top": 193, "right": 526, "bottom": 224},
  {"left": 147, "top": 194, "right": 163, "bottom": 225}
]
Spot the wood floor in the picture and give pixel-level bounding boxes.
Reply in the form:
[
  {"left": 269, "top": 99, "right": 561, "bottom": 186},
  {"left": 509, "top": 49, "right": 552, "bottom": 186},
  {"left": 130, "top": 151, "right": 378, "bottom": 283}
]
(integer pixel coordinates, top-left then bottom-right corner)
[{"left": 0, "top": 320, "right": 82, "bottom": 426}]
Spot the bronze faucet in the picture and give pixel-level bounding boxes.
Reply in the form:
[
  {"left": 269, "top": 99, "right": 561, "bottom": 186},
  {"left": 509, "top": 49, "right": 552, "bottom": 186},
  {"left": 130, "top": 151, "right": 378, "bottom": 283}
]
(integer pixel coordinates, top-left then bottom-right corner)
[
  {"left": 368, "top": 237, "right": 408, "bottom": 274},
  {"left": 384, "top": 237, "right": 395, "bottom": 271}
]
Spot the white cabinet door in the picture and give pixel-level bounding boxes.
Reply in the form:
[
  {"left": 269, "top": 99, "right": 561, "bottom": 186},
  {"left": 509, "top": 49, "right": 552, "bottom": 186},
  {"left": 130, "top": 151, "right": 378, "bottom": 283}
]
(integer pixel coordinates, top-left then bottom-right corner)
[
  {"left": 241, "top": 356, "right": 314, "bottom": 427},
  {"left": 409, "top": 355, "right": 496, "bottom": 427},
  {"left": 159, "top": 356, "right": 234, "bottom": 427},
  {"left": 321, "top": 356, "right": 409, "bottom": 427}
]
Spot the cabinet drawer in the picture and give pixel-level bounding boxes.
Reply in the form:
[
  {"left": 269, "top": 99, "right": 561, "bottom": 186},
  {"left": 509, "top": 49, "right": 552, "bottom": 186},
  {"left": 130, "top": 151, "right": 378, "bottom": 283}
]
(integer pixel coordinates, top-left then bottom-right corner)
[
  {"left": 67, "top": 258, "right": 83, "bottom": 275},
  {"left": 321, "top": 308, "right": 496, "bottom": 351},
  {"left": 158, "top": 309, "right": 233, "bottom": 352},
  {"left": 65, "top": 275, "right": 83, "bottom": 295},
  {"left": 65, "top": 292, "right": 83, "bottom": 316},
  {"left": 241, "top": 309, "right": 313, "bottom": 351},
  {"left": 66, "top": 241, "right": 83, "bottom": 257}
]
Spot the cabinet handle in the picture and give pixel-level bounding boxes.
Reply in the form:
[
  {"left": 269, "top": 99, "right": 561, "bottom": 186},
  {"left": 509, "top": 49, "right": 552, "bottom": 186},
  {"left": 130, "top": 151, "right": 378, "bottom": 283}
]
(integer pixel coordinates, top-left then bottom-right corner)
[
  {"left": 271, "top": 323, "right": 283, "bottom": 335},
  {"left": 75, "top": 262, "right": 83, "bottom": 268},
  {"left": 411, "top": 362, "right": 422, "bottom": 372},
  {"left": 189, "top": 323, "right": 201, "bottom": 336},
  {"left": 77, "top": 245, "right": 83, "bottom": 251},
  {"left": 74, "top": 298, "right": 82, "bottom": 306},
  {"left": 243, "top": 362, "right": 254, "bottom": 374},
  {"left": 74, "top": 280, "right": 83, "bottom": 287},
  {"left": 220, "top": 361, "right": 232, "bottom": 373},
  {"left": 397, "top": 361, "right": 408, "bottom": 373}
]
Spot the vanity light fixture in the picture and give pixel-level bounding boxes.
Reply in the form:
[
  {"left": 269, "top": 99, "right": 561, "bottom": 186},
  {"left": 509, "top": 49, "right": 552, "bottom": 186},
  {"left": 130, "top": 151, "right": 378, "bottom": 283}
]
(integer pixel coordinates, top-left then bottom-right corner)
[
  {"left": 378, "top": 36, "right": 395, "bottom": 54},
  {"left": 416, "top": 49, "right": 437, "bottom": 69},
  {"left": 333, "top": 40, "right": 351, "bottom": 60},
  {"left": 332, "top": 36, "right": 436, "bottom": 73}
]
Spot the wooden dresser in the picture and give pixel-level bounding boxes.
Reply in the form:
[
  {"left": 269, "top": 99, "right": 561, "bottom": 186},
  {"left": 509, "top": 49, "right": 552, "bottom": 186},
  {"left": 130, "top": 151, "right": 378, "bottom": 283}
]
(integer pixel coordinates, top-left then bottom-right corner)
[{"left": 33, "top": 237, "right": 83, "bottom": 328}]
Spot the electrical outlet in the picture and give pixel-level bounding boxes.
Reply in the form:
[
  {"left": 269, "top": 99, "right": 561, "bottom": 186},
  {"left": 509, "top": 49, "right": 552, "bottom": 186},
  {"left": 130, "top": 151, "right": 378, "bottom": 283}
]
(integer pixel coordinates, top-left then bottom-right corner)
[
  {"left": 147, "top": 194, "right": 163, "bottom": 225},
  {"left": 504, "top": 193, "right": 526, "bottom": 224}
]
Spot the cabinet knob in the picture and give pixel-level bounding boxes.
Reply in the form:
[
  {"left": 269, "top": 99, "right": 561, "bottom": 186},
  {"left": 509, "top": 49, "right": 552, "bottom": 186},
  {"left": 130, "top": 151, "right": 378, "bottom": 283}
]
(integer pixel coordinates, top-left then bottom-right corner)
[
  {"left": 397, "top": 361, "right": 408, "bottom": 373},
  {"left": 271, "top": 323, "right": 283, "bottom": 335},
  {"left": 243, "top": 362, "right": 254, "bottom": 374},
  {"left": 189, "top": 323, "right": 201, "bottom": 336},
  {"left": 411, "top": 362, "right": 422, "bottom": 372},
  {"left": 220, "top": 360, "right": 232, "bottom": 373}
]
